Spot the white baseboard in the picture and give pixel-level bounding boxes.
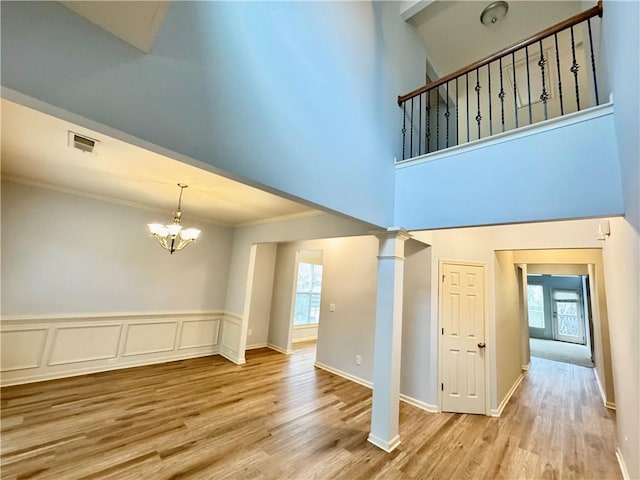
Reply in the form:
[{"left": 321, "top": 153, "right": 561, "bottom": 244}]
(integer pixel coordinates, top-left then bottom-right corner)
[
  {"left": 313, "top": 362, "right": 438, "bottom": 413},
  {"left": 367, "top": 432, "right": 401, "bottom": 453},
  {"left": 314, "top": 361, "right": 372, "bottom": 388},
  {"left": 267, "top": 343, "right": 292, "bottom": 355},
  {"left": 399, "top": 393, "right": 439, "bottom": 413},
  {"left": 593, "top": 367, "right": 616, "bottom": 410},
  {"left": 615, "top": 447, "right": 630, "bottom": 480},
  {"left": 521, "top": 362, "right": 531, "bottom": 371},
  {"left": 0, "top": 349, "right": 218, "bottom": 387},
  {"left": 491, "top": 373, "right": 524, "bottom": 417},
  {"left": 292, "top": 336, "right": 318, "bottom": 344},
  {"left": 245, "top": 343, "right": 267, "bottom": 350},
  {"left": 219, "top": 350, "right": 246, "bottom": 365}
]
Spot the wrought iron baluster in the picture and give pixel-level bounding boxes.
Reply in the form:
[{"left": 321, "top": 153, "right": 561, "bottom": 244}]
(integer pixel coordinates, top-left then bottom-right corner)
[
  {"left": 554, "top": 33, "right": 564, "bottom": 116},
  {"left": 498, "top": 57, "right": 505, "bottom": 133},
  {"left": 455, "top": 77, "right": 459, "bottom": 147},
  {"left": 587, "top": 18, "right": 600, "bottom": 105},
  {"left": 402, "top": 102, "right": 406, "bottom": 160},
  {"left": 570, "top": 25, "right": 581, "bottom": 110},
  {"left": 436, "top": 92, "right": 440, "bottom": 151},
  {"left": 538, "top": 40, "right": 549, "bottom": 120},
  {"left": 445, "top": 81, "right": 450, "bottom": 148},
  {"left": 525, "top": 46, "right": 532, "bottom": 125},
  {"left": 512, "top": 52, "right": 518, "bottom": 128},
  {"left": 426, "top": 91, "right": 431, "bottom": 154},
  {"left": 418, "top": 94, "right": 422, "bottom": 155},
  {"left": 410, "top": 98, "right": 414, "bottom": 158},
  {"left": 488, "top": 65, "right": 493, "bottom": 136},
  {"left": 475, "top": 68, "right": 482, "bottom": 139},
  {"left": 466, "top": 74, "right": 470, "bottom": 143}
]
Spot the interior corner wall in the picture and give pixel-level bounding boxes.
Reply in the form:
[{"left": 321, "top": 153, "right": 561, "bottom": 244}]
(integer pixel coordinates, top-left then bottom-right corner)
[
  {"left": 516, "top": 265, "right": 531, "bottom": 369},
  {"left": 494, "top": 251, "right": 522, "bottom": 406},
  {"left": 246, "top": 243, "right": 277, "bottom": 347},
  {"left": 267, "top": 243, "right": 299, "bottom": 352},
  {"left": 401, "top": 239, "right": 435, "bottom": 406},
  {"left": 1, "top": 181, "right": 233, "bottom": 315},
  {"left": 1, "top": 0, "right": 428, "bottom": 227},
  {"left": 601, "top": 217, "right": 640, "bottom": 479}
]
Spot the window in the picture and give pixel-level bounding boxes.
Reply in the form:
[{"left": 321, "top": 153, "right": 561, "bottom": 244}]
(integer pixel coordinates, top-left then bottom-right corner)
[
  {"left": 293, "top": 262, "right": 323, "bottom": 326},
  {"left": 527, "top": 284, "right": 545, "bottom": 328}
]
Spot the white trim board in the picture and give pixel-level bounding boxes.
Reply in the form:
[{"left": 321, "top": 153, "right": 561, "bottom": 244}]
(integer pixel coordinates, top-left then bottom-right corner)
[
  {"left": 313, "top": 362, "right": 438, "bottom": 413},
  {"left": 491, "top": 373, "right": 525, "bottom": 417},
  {"left": 245, "top": 343, "right": 268, "bottom": 351},
  {"left": 593, "top": 367, "right": 616, "bottom": 410},
  {"left": 615, "top": 447, "right": 630, "bottom": 480},
  {"left": 267, "top": 343, "right": 292, "bottom": 355}
]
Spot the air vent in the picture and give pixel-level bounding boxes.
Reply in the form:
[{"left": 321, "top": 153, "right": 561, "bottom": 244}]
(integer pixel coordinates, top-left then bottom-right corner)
[{"left": 68, "top": 131, "right": 100, "bottom": 154}]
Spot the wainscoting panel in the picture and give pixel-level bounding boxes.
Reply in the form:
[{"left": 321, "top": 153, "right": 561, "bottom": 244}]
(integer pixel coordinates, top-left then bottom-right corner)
[
  {"left": 0, "top": 328, "right": 48, "bottom": 372},
  {"left": 49, "top": 324, "right": 122, "bottom": 365},
  {"left": 0, "top": 312, "right": 227, "bottom": 386},
  {"left": 123, "top": 321, "right": 177, "bottom": 357},
  {"left": 179, "top": 319, "right": 220, "bottom": 350},
  {"left": 219, "top": 313, "right": 245, "bottom": 365}
]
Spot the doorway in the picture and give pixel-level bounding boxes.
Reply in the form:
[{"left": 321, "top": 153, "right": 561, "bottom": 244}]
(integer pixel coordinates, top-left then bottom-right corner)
[{"left": 527, "top": 274, "right": 593, "bottom": 368}]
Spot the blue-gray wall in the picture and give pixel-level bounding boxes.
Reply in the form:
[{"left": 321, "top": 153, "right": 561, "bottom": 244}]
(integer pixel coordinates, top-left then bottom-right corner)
[
  {"left": 394, "top": 110, "right": 624, "bottom": 230},
  {"left": 1, "top": 1, "right": 427, "bottom": 227}
]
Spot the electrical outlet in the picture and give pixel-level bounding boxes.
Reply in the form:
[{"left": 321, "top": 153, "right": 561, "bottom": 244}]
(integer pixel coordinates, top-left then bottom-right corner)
[
  {"left": 248, "top": 329, "right": 253, "bottom": 336},
  {"left": 355, "top": 355, "right": 362, "bottom": 365},
  {"left": 329, "top": 303, "right": 336, "bottom": 312}
]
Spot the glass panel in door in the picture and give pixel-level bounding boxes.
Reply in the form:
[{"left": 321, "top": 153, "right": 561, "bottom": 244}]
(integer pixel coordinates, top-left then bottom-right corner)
[{"left": 551, "top": 288, "right": 585, "bottom": 344}]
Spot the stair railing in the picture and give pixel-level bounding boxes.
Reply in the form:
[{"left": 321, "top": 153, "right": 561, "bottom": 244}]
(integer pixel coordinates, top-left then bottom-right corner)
[{"left": 397, "top": 2, "right": 603, "bottom": 161}]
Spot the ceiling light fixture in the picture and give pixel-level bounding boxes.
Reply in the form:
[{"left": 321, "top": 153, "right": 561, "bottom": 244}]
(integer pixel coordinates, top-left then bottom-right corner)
[
  {"left": 148, "top": 183, "right": 201, "bottom": 254},
  {"left": 480, "top": 1, "right": 509, "bottom": 25}
]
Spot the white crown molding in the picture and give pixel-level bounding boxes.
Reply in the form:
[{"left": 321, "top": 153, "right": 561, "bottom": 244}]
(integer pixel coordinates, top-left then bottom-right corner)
[
  {"left": 2, "top": 175, "right": 234, "bottom": 227},
  {"left": 235, "top": 209, "right": 325, "bottom": 228}
]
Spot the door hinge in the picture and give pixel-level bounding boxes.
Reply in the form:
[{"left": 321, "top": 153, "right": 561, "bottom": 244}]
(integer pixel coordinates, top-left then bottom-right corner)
[
  {"left": 442, "top": 274, "right": 445, "bottom": 282},
  {"left": 441, "top": 383, "right": 444, "bottom": 391},
  {"left": 441, "top": 327, "right": 444, "bottom": 335}
]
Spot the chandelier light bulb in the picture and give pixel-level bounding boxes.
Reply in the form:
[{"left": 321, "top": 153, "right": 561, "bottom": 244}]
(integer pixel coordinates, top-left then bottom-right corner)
[{"left": 148, "top": 184, "right": 201, "bottom": 254}]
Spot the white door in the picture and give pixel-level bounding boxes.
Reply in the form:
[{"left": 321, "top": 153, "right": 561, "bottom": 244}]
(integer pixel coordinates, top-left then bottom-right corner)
[
  {"left": 440, "top": 262, "right": 486, "bottom": 414},
  {"left": 551, "top": 288, "right": 585, "bottom": 344}
]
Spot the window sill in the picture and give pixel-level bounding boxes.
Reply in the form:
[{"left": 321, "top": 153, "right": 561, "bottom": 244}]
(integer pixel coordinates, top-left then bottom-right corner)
[{"left": 293, "top": 324, "right": 318, "bottom": 329}]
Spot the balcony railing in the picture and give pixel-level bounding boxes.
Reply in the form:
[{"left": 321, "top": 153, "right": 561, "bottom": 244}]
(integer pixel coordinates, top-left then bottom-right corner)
[{"left": 397, "top": 2, "right": 603, "bottom": 161}]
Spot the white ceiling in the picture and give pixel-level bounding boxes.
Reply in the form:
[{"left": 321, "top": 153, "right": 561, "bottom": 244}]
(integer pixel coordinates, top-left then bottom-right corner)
[
  {"left": 1, "top": 99, "right": 317, "bottom": 226},
  {"left": 59, "top": 1, "right": 171, "bottom": 53},
  {"left": 409, "top": 1, "right": 585, "bottom": 82}
]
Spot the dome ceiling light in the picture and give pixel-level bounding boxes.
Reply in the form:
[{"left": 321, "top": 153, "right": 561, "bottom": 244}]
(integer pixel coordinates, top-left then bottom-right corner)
[{"left": 480, "top": 1, "right": 509, "bottom": 25}]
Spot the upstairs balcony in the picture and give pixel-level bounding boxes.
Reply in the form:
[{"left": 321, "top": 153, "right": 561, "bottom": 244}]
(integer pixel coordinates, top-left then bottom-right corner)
[
  {"left": 393, "top": 1, "right": 624, "bottom": 231},
  {"left": 397, "top": 2, "right": 605, "bottom": 163}
]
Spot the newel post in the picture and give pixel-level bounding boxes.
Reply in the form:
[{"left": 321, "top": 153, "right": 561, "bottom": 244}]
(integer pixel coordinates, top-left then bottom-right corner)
[{"left": 368, "top": 228, "right": 411, "bottom": 452}]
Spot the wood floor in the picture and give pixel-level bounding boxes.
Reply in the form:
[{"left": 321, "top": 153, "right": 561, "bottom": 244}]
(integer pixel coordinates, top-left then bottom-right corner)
[{"left": 1, "top": 343, "right": 620, "bottom": 479}]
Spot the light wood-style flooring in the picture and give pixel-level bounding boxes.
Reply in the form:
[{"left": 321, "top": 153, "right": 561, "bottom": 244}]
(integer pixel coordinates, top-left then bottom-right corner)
[{"left": 1, "top": 343, "right": 620, "bottom": 479}]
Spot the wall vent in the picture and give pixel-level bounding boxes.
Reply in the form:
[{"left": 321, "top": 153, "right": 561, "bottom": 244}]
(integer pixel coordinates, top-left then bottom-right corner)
[{"left": 68, "top": 131, "right": 100, "bottom": 154}]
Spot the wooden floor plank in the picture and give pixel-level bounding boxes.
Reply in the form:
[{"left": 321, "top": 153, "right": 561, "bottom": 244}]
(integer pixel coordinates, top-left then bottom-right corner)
[{"left": 1, "top": 345, "right": 620, "bottom": 479}]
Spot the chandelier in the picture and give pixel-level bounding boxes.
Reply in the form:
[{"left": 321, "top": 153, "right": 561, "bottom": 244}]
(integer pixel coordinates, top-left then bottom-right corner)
[{"left": 148, "top": 184, "right": 201, "bottom": 254}]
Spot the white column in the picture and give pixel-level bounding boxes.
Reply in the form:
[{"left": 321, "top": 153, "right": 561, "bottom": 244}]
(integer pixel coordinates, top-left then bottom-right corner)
[{"left": 368, "top": 228, "right": 411, "bottom": 452}]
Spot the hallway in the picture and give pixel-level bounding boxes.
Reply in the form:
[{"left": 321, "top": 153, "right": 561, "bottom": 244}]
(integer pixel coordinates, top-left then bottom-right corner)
[{"left": 1, "top": 345, "right": 620, "bottom": 479}]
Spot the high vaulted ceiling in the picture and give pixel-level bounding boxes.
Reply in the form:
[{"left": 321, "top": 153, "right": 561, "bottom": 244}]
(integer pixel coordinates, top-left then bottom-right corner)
[
  {"left": 408, "top": 1, "right": 586, "bottom": 84},
  {"left": 59, "top": 1, "right": 171, "bottom": 53},
  {"left": 1, "top": 100, "right": 318, "bottom": 226}
]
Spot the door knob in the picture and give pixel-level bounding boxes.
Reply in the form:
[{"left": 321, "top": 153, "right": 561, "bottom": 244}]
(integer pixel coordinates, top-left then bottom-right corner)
[{"left": 477, "top": 342, "right": 486, "bottom": 348}]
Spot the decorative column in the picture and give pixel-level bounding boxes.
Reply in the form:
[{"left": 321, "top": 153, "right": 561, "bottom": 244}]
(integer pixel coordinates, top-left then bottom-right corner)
[{"left": 368, "top": 228, "right": 411, "bottom": 452}]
